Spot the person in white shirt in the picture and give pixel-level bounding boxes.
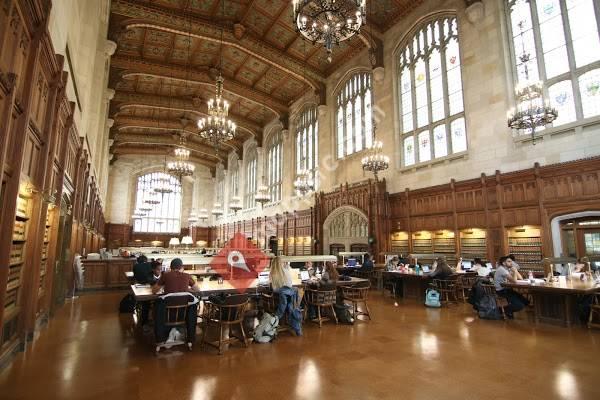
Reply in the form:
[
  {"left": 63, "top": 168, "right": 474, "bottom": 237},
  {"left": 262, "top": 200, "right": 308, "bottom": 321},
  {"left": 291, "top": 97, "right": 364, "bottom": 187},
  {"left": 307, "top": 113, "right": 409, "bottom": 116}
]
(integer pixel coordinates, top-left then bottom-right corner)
[{"left": 494, "top": 256, "right": 529, "bottom": 318}]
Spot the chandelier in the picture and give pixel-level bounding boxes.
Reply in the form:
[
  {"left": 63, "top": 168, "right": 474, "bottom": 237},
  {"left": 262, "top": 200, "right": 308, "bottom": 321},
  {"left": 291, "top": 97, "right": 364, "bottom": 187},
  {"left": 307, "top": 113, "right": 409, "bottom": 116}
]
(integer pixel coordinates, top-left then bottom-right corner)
[
  {"left": 255, "top": 181, "right": 270, "bottom": 207},
  {"left": 139, "top": 205, "right": 152, "bottom": 212},
  {"left": 167, "top": 136, "right": 195, "bottom": 177},
  {"left": 188, "top": 209, "right": 199, "bottom": 226},
  {"left": 198, "top": 208, "right": 209, "bottom": 221},
  {"left": 197, "top": 75, "right": 237, "bottom": 150},
  {"left": 507, "top": 22, "right": 557, "bottom": 144},
  {"left": 144, "top": 187, "right": 161, "bottom": 205},
  {"left": 212, "top": 204, "right": 223, "bottom": 217},
  {"left": 294, "top": 169, "right": 315, "bottom": 196},
  {"left": 132, "top": 209, "right": 146, "bottom": 219},
  {"left": 154, "top": 175, "right": 173, "bottom": 194},
  {"left": 292, "top": 0, "right": 366, "bottom": 62},
  {"left": 361, "top": 140, "right": 389, "bottom": 180},
  {"left": 229, "top": 196, "right": 242, "bottom": 213}
]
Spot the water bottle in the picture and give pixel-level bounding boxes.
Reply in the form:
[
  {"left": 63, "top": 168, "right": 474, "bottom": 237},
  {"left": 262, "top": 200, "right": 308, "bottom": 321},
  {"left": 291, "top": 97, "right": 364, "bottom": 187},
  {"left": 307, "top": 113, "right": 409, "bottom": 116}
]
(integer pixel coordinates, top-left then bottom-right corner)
[
  {"left": 415, "top": 264, "right": 420, "bottom": 275},
  {"left": 528, "top": 271, "right": 534, "bottom": 284}
]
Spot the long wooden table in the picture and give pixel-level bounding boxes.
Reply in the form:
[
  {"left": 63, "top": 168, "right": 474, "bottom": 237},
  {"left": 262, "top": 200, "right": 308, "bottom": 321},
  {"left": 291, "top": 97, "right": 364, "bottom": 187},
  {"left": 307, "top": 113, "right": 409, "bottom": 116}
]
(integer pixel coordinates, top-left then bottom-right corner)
[
  {"left": 131, "top": 276, "right": 369, "bottom": 302},
  {"left": 504, "top": 279, "right": 600, "bottom": 327},
  {"left": 383, "top": 270, "right": 473, "bottom": 302}
]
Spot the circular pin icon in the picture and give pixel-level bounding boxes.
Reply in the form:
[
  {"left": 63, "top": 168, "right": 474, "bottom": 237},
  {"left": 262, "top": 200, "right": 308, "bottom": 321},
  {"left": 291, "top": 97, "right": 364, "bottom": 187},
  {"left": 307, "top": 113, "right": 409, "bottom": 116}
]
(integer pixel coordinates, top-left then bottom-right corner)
[{"left": 227, "top": 250, "right": 251, "bottom": 273}]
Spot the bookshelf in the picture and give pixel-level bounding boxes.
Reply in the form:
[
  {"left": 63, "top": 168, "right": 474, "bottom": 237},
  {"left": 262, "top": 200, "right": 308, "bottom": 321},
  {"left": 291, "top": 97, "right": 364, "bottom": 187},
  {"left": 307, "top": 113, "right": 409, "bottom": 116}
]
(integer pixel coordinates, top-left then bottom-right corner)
[
  {"left": 412, "top": 231, "right": 433, "bottom": 254},
  {"left": 507, "top": 226, "right": 543, "bottom": 273},
  {"left": 390, "top": 231, "right": 409, "bottom": 256},
  {"left": 460, "top": 228, "right": 487, "bottom": 260},
  {"left": 2, "top": 193, "right": 31, "bottom": 347},
  {"left": 432, "top": 230, "right": 456, "bottom": 264}
]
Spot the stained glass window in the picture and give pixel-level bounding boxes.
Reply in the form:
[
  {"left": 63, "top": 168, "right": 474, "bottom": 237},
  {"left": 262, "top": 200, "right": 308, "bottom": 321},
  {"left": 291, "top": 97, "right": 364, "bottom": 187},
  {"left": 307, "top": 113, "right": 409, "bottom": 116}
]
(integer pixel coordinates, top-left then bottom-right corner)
[
  {"left": 336, "top": 72, "right": 374, "bottom": 158},
  {"left": 296, "top": 105, "right": 319, "bottom": 189},
  {"left": 398, "top": 16, "right": 468, "bottom": 167},
  {"left": 507, "top": 0, "right": 600, "bottom": 130},
  {"left": 133, "top": 172, "right": 181, "bottom": 233}
]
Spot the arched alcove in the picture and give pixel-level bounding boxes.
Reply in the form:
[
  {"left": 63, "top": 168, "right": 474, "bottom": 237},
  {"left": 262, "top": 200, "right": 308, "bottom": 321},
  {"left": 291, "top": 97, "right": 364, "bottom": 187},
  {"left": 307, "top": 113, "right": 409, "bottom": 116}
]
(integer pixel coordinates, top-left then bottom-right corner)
[{"left": 322, "top": 206, "right": 369, "bottom": 255}]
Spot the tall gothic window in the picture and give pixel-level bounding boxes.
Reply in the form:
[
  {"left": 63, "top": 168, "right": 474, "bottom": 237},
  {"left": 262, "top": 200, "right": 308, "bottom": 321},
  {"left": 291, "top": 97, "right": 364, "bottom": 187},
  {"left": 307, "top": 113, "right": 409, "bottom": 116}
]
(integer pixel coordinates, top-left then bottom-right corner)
[
  {"left": 133, "top": 172, "right": 181, "bottom": 233},
  {"left": 266, "top": 130, "right": 283, "bottom": 203},
  {"left": 230, "top": 160, "right": 239, "bottom": 199},
  {"left": 398, "top": 15, "right": 467, "bottom": 167},
  {"left": 336, "top": 72, "right": 373, "bottom": 158},
  {"left": 295, "top": 104, "right": 319, "bottom": 188},
  {"left": 507, "top": 0, "right": 600, "bottom": 129},
  {"left": 244, "top": 148, "right": 257, "bottom": 209}
]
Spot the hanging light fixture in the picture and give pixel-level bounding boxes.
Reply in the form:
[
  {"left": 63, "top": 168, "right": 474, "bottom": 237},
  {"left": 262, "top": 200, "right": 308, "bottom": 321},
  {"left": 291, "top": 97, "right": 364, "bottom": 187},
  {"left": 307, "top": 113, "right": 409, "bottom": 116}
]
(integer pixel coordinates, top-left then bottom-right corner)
[
  {"left": 154, "top": 175, "right": 173, "bottom": 194},
  {"left": 361, "top": 121, "right": 389, "bottom": 181},
  {"left": 229, "top": 196, "right": 242, "bottom": 213},
  {"left": 507, "top": 21, "right": 557, "bottom": 144},
  {"left": 211, "top": 204, "right": 223, "bottom": 218},
  {"left": 197, "top": 1, "right": 236, "bottom": 150},
  {"left": 198, "top": 208, "right": 209, "bottom": 221},
  {"left": 144, "top": 186, "right": 161, "bottom": 205},
  {"left": 294, "top": 169, "right": 315, "bottom": 196},
  {"left": 188, "top": 209, "right": 199, "bottom": 226},
  {"left": 292, "top": 0, "right": 366, "bottom": 62},
  {"left": 255, "top": 179, "right": 270, "bottom": 207},
  {"left": 167, "top": 134, "right": 195, "bottom": 177}
]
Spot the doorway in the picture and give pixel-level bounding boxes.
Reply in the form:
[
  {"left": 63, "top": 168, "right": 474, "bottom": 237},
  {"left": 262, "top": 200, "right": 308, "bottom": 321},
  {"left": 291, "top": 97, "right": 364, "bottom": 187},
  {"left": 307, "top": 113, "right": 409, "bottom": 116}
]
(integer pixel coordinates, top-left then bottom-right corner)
[{"left": 322, "top": 206, "right": 369, "bottom": 255}]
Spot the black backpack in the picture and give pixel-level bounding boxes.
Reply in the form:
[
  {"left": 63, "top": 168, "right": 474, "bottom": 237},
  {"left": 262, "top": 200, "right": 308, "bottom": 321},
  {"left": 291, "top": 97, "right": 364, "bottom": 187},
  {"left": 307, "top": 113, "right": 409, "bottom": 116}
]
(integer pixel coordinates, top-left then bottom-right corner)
[
  {"left": 478, "top": 295, "right": 502, "bottom": 320},
  {"left": 119, "top": 293, "right": 136, "bottom": 313},
  {"left": 334, "top": 304, "right": 355, "bottom": 324}
]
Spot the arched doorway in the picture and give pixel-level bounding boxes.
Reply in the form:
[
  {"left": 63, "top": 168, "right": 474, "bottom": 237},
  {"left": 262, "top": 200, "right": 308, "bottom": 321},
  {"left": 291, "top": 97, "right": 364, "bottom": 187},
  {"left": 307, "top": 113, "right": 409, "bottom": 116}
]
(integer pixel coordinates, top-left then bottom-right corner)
[
  {"left": 322, "top": 206, "right": 369, "bottom": 255},
  {"left": 550, "top": 211, "right": 600, "bottom": 258}
]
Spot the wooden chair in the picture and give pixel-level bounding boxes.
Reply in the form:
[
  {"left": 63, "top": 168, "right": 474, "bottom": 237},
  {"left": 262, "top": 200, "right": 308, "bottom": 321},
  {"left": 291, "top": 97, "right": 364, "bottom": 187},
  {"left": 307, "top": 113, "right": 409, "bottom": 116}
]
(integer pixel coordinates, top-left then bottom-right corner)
[
  {"left": 340, "top": 281, "right": 372, "bottom": 320},
  {"left": 588, "top": 293, "right": 600, "bottom": 329},
  {"left": 304, "top": 288, "right": 338, "bottom": 327},
  {"left": 155, "top": 293, "right": 198, "bottom": 354},
  {"left": 430, "top": 276, "right": 458, "bottom": 305},
  {"left": 457, "top": 274, "right": 478, "bottom": 302},
  {"left": 381, "top": 272, "right": 397, "bottom": 297},
  {"left": 200, "top": 295, "right": 249, "bottom": 354},
  {"left": 480, "top": 284, "right": 509, "bottom": 320}
]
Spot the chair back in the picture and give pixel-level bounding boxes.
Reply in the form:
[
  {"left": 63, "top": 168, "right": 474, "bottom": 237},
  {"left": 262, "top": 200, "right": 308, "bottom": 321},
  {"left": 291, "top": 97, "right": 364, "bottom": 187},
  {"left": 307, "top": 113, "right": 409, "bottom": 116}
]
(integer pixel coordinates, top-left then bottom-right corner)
[
  {"left": 160, "top": 292, "right": 197, "bottom": 327},
  {"left": 305, "top": 288, "right": 336, "bottom": 306},
  {"left": 432, "top": 276, "right": 457, "bottom": 291},
  {"left": 459, "top": 274, "right": 478, "bottom": 288},
  {"left": 481, "top": 284, "right": 499, "bottom": 297},
  {"left": 205, "top": 295, "right": 249, "bottom": 323},
  {"left": 341, "top": 282, "right": 370, "bottom": 301}
]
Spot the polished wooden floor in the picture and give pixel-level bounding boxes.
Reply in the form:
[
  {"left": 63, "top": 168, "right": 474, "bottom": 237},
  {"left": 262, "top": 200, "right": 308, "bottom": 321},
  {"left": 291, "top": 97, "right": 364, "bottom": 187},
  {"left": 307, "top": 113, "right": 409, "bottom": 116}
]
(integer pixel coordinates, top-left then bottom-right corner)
[{"left": 1, "top": 292, "right": 599, "bottom": 400}]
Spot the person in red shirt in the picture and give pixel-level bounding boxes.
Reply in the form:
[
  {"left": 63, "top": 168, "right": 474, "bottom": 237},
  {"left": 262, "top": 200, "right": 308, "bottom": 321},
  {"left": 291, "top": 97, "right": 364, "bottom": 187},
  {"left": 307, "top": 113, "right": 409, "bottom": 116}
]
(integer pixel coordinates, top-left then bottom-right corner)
[{"left": 152, "top": 258, "right": 197, "bottom": 294}]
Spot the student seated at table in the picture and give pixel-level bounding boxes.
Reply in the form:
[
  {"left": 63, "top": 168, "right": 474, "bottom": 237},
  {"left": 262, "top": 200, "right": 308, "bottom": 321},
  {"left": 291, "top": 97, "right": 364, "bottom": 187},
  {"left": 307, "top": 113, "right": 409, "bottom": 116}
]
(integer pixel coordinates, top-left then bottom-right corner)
[
  {"left": 472, "top": 258, "right": 491, "bottom": 277},
  {"left": 358, "top": 254, "right": 374, "bottom": 272},
  {"left": 322, "top": 261, "right": 339, "bottom": 282},
  {"left": 152, "top": 258, "right": 197, "bottom": 294},
  {"left": 386, "top": 256, "right": 400, "bottom": 271},
  {"left": 429, "top": 257, "right": 454, "bottom": 280},
  {"left": 494, "top": 256, "right": 529, "bottom": 318},
  {"left": 133, "top": 255, "right": 153, "bottom": 284},
  {"left": 149, "top": 261, "right": 162, "bottom": 285},
  {"left": 507, "top": 254, "right": 521, "bottom": 272}
]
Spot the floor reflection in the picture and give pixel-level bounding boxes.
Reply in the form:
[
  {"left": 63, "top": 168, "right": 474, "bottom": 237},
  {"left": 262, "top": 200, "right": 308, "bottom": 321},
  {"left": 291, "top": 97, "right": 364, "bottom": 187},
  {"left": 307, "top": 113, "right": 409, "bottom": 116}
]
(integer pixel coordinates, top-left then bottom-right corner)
[
  {"left": 295, "top": 358, "right": 320, "bottom": 399},
  {"left": 556, "top": 369, "right": 579, "bottom": 400}
]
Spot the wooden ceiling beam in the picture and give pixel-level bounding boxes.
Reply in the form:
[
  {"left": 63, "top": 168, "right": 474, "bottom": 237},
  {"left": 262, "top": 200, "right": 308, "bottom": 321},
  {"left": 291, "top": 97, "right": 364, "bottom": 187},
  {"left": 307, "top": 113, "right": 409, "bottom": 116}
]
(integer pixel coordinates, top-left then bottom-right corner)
[
  {"left": 110, "top": 0, "right": 324, "bottom": 87},
  {"left": 111, "top": 56, "right": 288, "bottom": 115}
]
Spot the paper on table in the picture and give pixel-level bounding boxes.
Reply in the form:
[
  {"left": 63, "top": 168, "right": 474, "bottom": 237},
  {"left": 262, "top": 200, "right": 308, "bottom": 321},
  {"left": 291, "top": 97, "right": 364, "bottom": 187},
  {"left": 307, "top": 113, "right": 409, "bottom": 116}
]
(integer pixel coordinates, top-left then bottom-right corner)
[{"left": 134, "top": 284, "right": 151, "bottom": 288}]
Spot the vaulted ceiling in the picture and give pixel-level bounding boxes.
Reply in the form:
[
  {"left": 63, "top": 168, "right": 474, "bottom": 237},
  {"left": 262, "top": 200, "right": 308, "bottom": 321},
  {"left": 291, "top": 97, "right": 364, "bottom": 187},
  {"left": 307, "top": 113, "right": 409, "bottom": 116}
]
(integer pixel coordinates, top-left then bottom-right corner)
[{"left": 107, "top": 0, "right": 424, "bottom": 174}]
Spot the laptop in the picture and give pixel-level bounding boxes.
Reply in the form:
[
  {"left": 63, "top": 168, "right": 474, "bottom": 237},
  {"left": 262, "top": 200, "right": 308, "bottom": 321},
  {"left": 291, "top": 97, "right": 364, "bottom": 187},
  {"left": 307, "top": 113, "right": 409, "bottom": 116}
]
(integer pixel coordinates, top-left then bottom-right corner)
[
  {"left": 300, "top": 270, "right": 310, "bottom": 281},
  {"left": 462, "top": 261, "right": 472, "bottom": 270},
  {"left": 347, "top": 258, "right": 357, "bottom": 267},
  {"left": 258, "top": 271, "right": 270, "bottom": 286},
  {"left": 422, "top": 265, "right": 431, "bottom": 273}
]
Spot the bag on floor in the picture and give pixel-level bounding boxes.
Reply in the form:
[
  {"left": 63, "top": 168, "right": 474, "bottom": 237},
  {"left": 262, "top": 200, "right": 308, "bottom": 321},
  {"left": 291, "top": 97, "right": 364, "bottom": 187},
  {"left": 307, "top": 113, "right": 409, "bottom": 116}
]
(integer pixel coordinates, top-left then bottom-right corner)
[
  {"left": 253, "top": 312, "right": 279, "bottom": 343},
  {"left": 334, "top": 304, "right": 355, "bottom": 324},
  {"left": 119, "top": 293, "right": 135, "bottom": 313},
  {"left": 478, "top": 295, "right": 502, "bottom": 320},
  {"left": 425, "top": 288, "right": 441, "bottom": 308}
]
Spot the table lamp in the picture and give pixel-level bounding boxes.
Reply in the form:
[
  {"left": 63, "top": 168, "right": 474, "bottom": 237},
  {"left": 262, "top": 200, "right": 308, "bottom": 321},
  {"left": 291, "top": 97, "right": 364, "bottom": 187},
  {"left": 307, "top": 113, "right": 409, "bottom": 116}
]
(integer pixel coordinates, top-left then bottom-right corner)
[
  {"left": 169, "top": 237, "right": 180, "bottom": 252},
  {"left": 181, "top": 236, "right": 193, "bottom": 249}
]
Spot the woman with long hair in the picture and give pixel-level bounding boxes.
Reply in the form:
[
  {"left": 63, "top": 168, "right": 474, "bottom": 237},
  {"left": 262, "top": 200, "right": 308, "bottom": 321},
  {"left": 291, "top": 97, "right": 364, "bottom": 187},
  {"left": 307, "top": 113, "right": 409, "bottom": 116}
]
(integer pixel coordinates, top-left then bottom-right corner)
[
  {"left": 322, "top": 261, "right": 340, "bottom": 282},
  {"left": 269, "top": 258, "right": 293, "bottom": 292}
]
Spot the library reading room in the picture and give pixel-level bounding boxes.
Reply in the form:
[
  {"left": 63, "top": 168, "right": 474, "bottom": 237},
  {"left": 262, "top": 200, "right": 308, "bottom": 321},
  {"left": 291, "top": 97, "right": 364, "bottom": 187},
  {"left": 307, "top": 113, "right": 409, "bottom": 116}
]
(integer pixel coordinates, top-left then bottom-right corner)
[{"left": 2, "top": 0, "right": 600, "bottom": 399}]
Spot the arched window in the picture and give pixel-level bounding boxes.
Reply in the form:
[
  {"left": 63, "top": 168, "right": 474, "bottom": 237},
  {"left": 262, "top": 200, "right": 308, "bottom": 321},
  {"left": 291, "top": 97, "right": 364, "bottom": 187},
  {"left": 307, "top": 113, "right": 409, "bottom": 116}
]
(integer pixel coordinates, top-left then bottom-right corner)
[
  {"left": 230, "top": 158, "right": 239, "bottom": 199},
  {"left": 244, "top": 147, "right": 257, "bottom": 209},
  {"left": 295, "top": 104, "right": 319, "bottom": 188},
  {"left": 507, "top": 0, "right": 600, "bottom": 129},
  {"left": 336, "top": 71, "right": 373, "bottom": 158},
  {"left": 133, "top": 172, "right": 181, "bottom": 233},
  {"left": 398, "top": 15, "right": 467, "bottom": 167},
  {"left": 266, "top": 130, "right": 283, "bottom": 203}
]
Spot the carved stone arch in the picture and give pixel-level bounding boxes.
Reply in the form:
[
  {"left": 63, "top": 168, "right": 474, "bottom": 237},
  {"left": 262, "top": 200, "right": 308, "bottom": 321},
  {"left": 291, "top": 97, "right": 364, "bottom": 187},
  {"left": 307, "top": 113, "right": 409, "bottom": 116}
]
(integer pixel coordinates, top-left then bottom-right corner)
[
  {"left": 331, "top": 66, "right": 373, "bottom": 98},
  {"left": 322, "top": 206, "right": 369, "bottom": 255},
  {"left": 550, "top": 211, "right": 600, "bottom": 257}
]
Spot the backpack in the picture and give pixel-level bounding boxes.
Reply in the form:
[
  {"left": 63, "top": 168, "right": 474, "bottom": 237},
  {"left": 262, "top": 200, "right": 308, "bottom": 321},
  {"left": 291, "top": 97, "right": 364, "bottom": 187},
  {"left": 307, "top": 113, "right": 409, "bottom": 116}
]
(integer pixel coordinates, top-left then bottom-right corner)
[
  {"left": 253, "top": 312, "right": 279, "bottom": 343},
  {"left": 119, "top": 293, "right": 136, "bottom": 313},
  {"left": 425, "top": 288, "right": 441, "bottom": 308},
  {"left": 334, "top": 304, "right": 355, "bottom": 324},
  {"left": 478, "top": 295, "right": 502, "bottom": 320}
]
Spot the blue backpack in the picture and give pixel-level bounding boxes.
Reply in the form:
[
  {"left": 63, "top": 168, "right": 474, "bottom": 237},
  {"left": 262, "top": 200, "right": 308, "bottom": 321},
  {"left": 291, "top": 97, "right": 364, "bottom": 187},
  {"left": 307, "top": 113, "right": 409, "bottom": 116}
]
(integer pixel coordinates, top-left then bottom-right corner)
[{"left": 425, "top": 288, "right": 441, "bottom": 308}]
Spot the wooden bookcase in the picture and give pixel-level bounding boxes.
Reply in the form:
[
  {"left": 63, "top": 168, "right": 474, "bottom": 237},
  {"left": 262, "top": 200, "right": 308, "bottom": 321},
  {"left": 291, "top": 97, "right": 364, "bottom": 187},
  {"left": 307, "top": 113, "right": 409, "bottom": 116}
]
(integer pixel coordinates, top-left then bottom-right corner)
[
  {"left": 411, "top": 231, "right": 433, "bottom": 254},
  {"left": 390, "top": 231, "right": 409, "bottom": 256},
  {"left": 460, "top": 228, "right": 487, "bottom": 260},
  {"left": 432, "top": 230, "right": 457, "bottom": 264},
  {"left": 507, "top": 226, "right": 543, "bottom": 273}
]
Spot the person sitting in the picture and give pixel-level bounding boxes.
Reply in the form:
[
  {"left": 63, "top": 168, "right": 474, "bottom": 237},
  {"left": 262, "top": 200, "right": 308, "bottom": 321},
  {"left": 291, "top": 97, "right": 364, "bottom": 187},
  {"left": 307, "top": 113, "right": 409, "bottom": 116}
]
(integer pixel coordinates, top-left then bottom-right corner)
[
  {"left": 149, "top": 261, "right": 162, "bottom": 285},
  {"left": 472, "top": 258, "right": 491, "bottom": 277},
  {"left": 200, "top": 248, "right": 207, "bottom": 255},
  {"left": 152, "top": 258, "right": 197, "bottom": 294},
  {"left": 359, "top": 254, "right": 374, "bottom": 272},
  {"left": 322, "top": 261, "right": 340, "bottom": 282},
  {"left": 507, "top": 254, "right": 522, "bottom": 273},
  {"left": 494, "top": 256, "right": 529, "bottom": 318},
  {"left": 133, "top": 255, "right": 153, "bottom": 284},
  {"left": 429, "top": 257, "right": 454, "bottom": 280},
  {"left": 386, "top": 256, "right": 400, "bottom": 271}
]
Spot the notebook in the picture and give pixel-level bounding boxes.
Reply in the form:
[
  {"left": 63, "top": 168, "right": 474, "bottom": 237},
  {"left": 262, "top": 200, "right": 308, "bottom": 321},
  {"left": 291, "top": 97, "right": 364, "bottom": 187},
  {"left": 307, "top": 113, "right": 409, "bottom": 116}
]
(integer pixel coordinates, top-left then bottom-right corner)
[{"left": 300, "top": 270, "right": 310, "bottom": 281}]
